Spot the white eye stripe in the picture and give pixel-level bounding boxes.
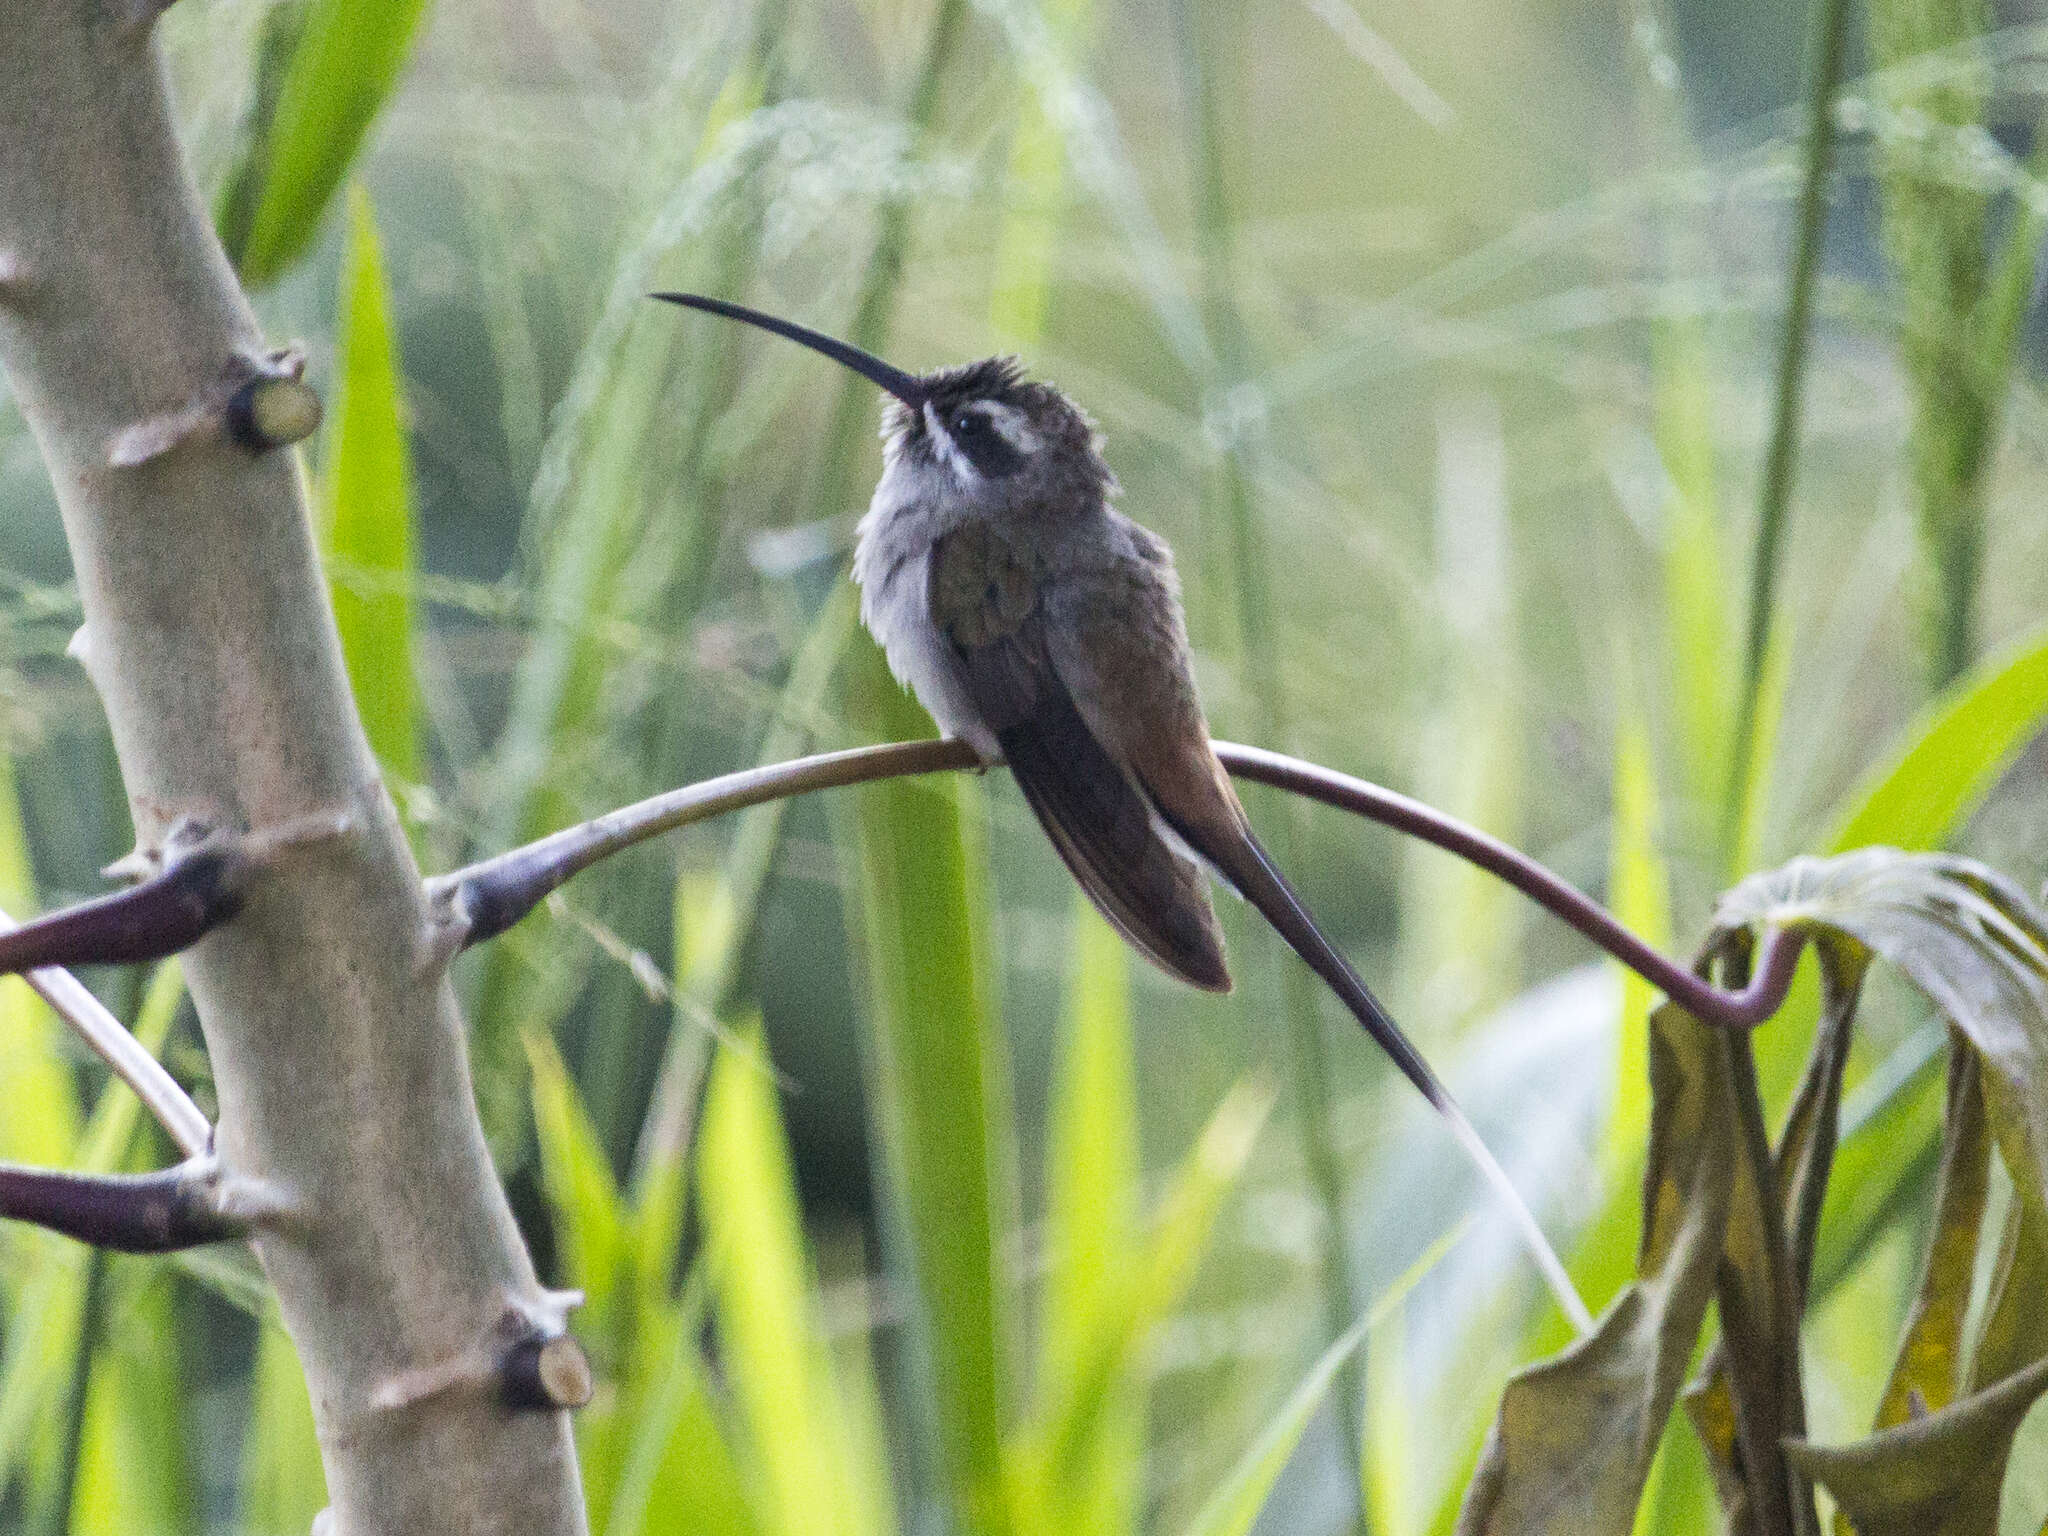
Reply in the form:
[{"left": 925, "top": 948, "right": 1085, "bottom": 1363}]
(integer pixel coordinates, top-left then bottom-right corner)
[
  {"left": 978, "top": 401, "right": 1039, "bottom": 453},
  {"left": 923, "top": 401, "right": 981, "bottom": 483}
]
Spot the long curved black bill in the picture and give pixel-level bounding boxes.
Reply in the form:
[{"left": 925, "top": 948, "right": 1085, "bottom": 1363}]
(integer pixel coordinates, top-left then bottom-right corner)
[{"left": 651, "top": 292, "right": 928, "bottom": 406}]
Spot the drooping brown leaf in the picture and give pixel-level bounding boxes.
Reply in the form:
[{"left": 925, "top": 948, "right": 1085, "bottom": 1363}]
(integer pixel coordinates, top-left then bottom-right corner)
[
  {"left": 1705, "top": 852, "right": 2048, "bottom": 1535},
  {"left": 1683, "top": 934, "right": 1863, "bottom": 1536},
  {"left": 1964, "top": 1187, "right": 2048, "bottom": 1394},
  {"left": 1786, "top": 1355, "right": 2048, "bottom": 1536},
  {"left": 1461, "top": 850, "right": 2048, "bottom": 1535},
  {"left": 1869, "top": 1044, "right": 1988, "bottom": 1436},
  {"left": 1455, "top": 999, "right": 1738, "bottom": 1536},
  {"left": 1715, "top": 852, "right": 2048, "bottom": 1219}
]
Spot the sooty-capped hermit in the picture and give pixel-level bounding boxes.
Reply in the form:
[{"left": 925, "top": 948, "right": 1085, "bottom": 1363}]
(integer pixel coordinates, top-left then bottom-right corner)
[{"left": 649, "top": 290, "right": 1590, "bottom": 1328}]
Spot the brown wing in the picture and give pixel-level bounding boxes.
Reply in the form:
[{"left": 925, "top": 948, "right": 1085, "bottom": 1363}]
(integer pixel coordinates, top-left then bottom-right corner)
[{"left": 929, "top": 524, "right": 1230, "bottom": 991}]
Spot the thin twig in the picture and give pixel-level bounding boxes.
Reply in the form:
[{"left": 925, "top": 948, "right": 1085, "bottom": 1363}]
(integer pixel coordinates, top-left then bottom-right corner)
[
  {"left": 0, "top": 906, "right": 211, "bottom": 1157},
  {"left": 435, "top": 738, "right": 1805, "bottom": 1031}
]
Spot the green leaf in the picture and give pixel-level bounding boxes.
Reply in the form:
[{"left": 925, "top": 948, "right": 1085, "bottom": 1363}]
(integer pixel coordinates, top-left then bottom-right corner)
[
  {"left": 596, "top": 1281, "right": 759, "bottom": 1536},
  {"left": 222, "top": 0, "right": 434, "bottom": 286},
  {"left": 1963, "top": 1186, "right": 2048, "bottom": 1396},
  {"left": 1036, "top": 904, "right": 1140, "bottom": 1393},
  {"left": 321, "top": 185, "right": 419, "bottom": 781},
  {"left": 987, "top": 0, "right": 1095, "bottom": 344},
  {"left": 0, "top": 748, "right": 80, "bottom": 1173},
  {"left": 1809, "top": 1025, "right": 1947, "bottom": 1298},
  {"left": 1826, "top": 623, "right": 2048, "bottom": 854},
  {"left": 1564, "top": 704, "right": 1673, "bottom": 1317},
  {"left": 1728, "top": 618, "right": 1790, "bottom": 875},
  {"left": 1178, "top": 1313, "right": 1370, "bottom": 1536},
  {"left": 1651, "top": 317, "right": 1736, "bottom": 815},
  {"left": 1456, "top": 999, "right": 1739, "bottom": 1536},
  {"left": 0, "top": 961, "right": 184, "bottom": 1498},
  {"left": 1784, "top": 1354, "right": 2048, "bottom": 1536},
  {"left": 631, "top": 587, "right": 863, "bottom": 1293}
]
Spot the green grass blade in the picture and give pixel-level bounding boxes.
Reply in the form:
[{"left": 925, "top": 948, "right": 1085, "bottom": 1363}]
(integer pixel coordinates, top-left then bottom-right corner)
[
  {"left": 1180, "top": 1313, "right": 1370, "bottom": 1536},
  {"left": 1825, "top": 622, "right": 2048, "bottom": 853},
  {"left": 987, "top": 0, "right": 1094, "bottom": 344},
  {"left": 0, "top": 749, "right": 79, "bottom": 1172},
  {"left": 843, "top": 646, "right": 1015, "bottom": 1536},
  {"left": 0, "top": 758, "right": 94, "bottom": 1502},
  {"left": 526, "top": 1028, "right": 631, "bottom": 1345},
  {"left": 630, "top": 584, "right": 863, "bottom": 1281},
  {"left": 697, "top": 1025, "right": 872, "bottom": 1536},
  {"left": 1037, "top": 903, "right": 1139, "bottom": 1403},
  {"left": 70, "top": 1268, "right": 195, "bottom": 1535},
  {"left": 0, "top": 961, "right": 184, "bottom": 1501},
  {"left": 1650, "top": 326, "right": 1736, "bottom": 818},
  {"left": 238, "top": 1306, "right": 327, "bottom": 1536},
  {"left": 1721, "top": 0, "right": 1854, "bottom": 858},
  {"left": 1022, "top": 1077, "right": 1273, "bottom": 1518},
  {"left": 597, "top": 1268, "right": 759, "bottom": 1536},
  {"left": 321, "top": 184, "right": 419, "bottom": 782},
  {"left": 1013, "top": 903, "right": 1142, "bottom": 1536},
  {"left": 1544, "top": 705, "right": 1671, "bottom": 1338},
  {"left": 1727, "top": 618, "right": 1790, "bottom": 876},
  {"left": 225, "top": 0, "right": 434, "bottom": 285}
]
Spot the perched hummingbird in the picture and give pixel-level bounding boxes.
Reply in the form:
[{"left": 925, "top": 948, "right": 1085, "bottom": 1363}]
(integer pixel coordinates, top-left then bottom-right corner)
[{"left": 654, "top": 293, "right": 1585, "bottom": 1325}]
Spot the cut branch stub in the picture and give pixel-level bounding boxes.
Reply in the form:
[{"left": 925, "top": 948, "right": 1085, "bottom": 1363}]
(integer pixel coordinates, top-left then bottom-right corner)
[
  {"left": 107, "top": 344, "right": 319, "bottom": 467},
  {"left": 499, "top": 1333, "right": 595, "bottom": 1412},
  {"left": 0, "top": 1154, "right": 254, "bottom": 1252},
  {"left": 224, "top": 358, "right": 322, "bottom": 452}
]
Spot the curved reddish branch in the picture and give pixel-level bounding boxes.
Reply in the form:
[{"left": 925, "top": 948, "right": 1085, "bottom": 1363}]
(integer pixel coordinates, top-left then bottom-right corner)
[
  {"left": 1218, "top": 744, "right": 1805, "bottom": 1029},
  {"left": 432, "top": 737, "right": 1803, "bottom": 1030}
]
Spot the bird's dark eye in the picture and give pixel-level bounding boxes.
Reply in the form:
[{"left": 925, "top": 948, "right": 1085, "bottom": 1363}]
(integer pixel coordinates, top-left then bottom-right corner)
[{"left": 952, "top": 410, "right": 982, "bottom": 437}]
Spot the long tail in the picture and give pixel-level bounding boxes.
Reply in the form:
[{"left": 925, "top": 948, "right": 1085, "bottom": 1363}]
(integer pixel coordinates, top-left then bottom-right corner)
[{"left": 1189, "top": 819, "right": 1593, "bottom": 1334}]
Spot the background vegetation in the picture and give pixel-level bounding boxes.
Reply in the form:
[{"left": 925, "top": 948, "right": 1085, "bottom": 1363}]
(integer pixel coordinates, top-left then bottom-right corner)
[{"left": 3, "top": 0, "right": 2048, "bottom": 1530}]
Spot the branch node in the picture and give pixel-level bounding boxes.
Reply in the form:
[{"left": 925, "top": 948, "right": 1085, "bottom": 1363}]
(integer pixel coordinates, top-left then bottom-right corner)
[
  {"left": 367, "top": 1290, "right": 589, "bottom": 1416},
  {"left": 0, "top": 803, "right": 357, "bottom": 979},
  {"left": 210, "top": 1166, "right": 306, "bottom": 1237},
  {"left": 0, "top": 249, "right": 29, "bottom": 303},
  {"left": 496, "top": 1290, "right": 591, "bottom": 1410},
  {"left": 116, "top": 0, "right": 179, "bottom": 40},
  {"left": 107, "top": 345, "right": 321, "bottom": 468},
  {"left": 413, "top": 899, "right": 471, "bottom": 980}
]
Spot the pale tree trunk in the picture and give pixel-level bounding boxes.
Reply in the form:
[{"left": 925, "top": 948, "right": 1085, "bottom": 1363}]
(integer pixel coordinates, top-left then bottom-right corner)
[{"left": 0, "top": 4, "right": 587, "bottom": 1531}]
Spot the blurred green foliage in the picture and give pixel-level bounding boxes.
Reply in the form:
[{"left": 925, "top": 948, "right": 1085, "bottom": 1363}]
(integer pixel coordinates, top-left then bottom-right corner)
[{"left": 2, "top": 0, "right": 2048, "bottom": 1531}]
